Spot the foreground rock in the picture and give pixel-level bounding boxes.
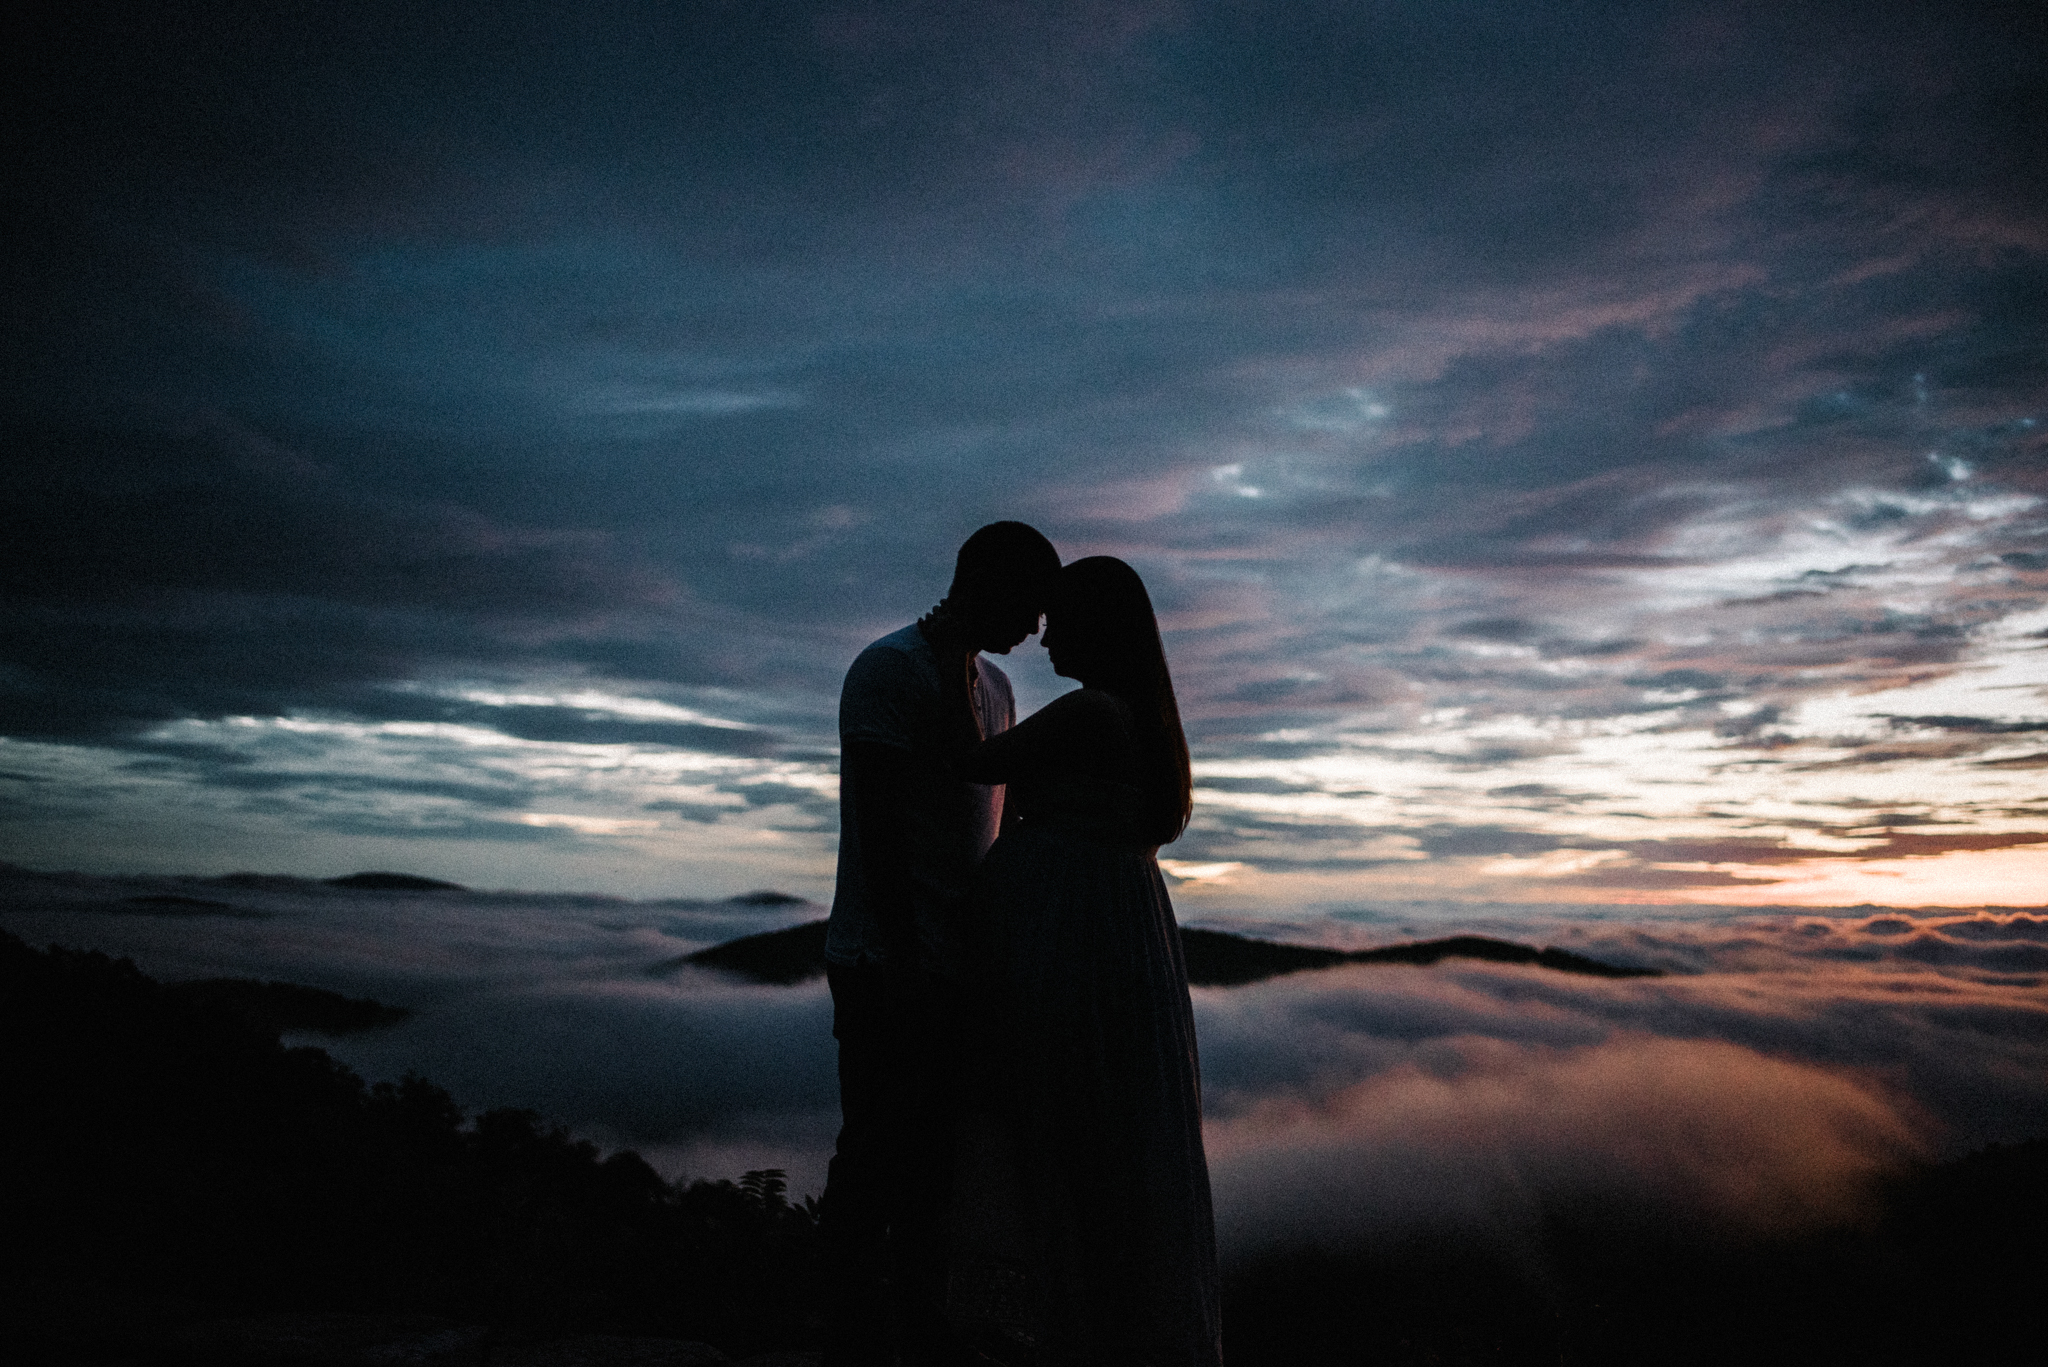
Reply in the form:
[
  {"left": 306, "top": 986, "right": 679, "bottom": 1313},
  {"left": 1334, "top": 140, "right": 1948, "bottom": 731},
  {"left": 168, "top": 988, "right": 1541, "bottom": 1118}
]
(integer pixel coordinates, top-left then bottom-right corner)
[
  {"left": 174, "top": 1313, "right": 490, "bottom": 1366},
  {"left": 493, "top": 1335, "right": 732, "bottom": 1366}
]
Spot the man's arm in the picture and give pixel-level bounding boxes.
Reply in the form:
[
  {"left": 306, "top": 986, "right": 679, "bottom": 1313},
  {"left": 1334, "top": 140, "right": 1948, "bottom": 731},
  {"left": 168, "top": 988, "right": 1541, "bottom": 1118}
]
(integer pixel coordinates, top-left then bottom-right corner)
[{"left": 842, "top": 739, "right": 921, "bottom": 962}]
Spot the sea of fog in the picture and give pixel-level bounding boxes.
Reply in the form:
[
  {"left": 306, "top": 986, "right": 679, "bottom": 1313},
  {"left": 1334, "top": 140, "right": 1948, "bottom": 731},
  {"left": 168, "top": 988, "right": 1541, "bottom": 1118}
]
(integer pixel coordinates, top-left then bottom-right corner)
[{"left": 4, "top": 862, "right": 2046, "bottom": 1265}]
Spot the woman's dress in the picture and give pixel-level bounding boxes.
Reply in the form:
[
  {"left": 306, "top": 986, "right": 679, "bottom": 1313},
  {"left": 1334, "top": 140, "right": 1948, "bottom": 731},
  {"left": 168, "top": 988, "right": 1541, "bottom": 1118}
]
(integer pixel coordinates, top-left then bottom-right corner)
[{"left": 949, "top": 695, "right": 1222, "bottom": 1366}]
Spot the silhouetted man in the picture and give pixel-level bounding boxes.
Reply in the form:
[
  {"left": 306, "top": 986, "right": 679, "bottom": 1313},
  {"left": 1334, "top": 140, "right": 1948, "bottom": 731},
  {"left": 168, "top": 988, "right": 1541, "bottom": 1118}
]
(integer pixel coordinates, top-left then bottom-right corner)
[{"left": 821, "top": 522, "right": 1062, "bottom": 1367}]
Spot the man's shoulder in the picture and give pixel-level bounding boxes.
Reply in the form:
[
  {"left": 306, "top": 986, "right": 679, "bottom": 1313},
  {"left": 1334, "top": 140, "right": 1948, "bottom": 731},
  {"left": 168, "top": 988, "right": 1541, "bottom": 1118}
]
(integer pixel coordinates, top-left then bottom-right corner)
[
  {"left": 845, "top": 624, "right": 932, "bottom": 686},
  {"left": 840, "top": 625, "right": 940, "bottom": 742},
  {"left": 858, "top": 622, "right": 928, "bottom": 661}
]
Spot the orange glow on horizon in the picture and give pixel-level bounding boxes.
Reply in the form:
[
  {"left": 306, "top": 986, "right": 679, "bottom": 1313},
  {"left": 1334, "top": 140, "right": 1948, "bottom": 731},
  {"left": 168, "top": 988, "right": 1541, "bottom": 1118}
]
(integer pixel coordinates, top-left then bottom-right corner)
[{"left": 1669, "top": 843, "right": 2048, "bottom": 909}]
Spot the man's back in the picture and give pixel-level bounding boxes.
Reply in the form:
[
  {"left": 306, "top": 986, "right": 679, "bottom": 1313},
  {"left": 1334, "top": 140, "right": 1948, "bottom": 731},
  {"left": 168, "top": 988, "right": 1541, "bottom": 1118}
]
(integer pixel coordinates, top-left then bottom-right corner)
[
  {"left": 828, "top": 622, "right": 1013, "bottom": 978},
  {"left": 816, "top": 521, "right": 1059, "bottom": 1367}
]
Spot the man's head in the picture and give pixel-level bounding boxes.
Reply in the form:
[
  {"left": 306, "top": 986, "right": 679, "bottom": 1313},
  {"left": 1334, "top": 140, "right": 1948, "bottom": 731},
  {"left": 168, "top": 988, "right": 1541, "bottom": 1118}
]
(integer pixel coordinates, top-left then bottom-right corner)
[{"left": 947, "top": 521, "right": 1062, "bottom": 653}]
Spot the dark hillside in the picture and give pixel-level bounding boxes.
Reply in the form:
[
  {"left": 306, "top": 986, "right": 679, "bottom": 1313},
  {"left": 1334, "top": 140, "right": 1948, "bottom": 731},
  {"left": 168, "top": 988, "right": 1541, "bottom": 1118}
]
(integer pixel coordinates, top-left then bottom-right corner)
[
  {"left": 165, "top": 977, "right": 412, "bottom": 1035},
  {"left": 0, "top": 930, "right": 820, "bottom": 1362},
  {"left": 1178, "top": 927, "right": 1349, "bottom": 984},
  {"left": 671, "top": 919, "right": 831, "bottom": 984},
  {"left": 324, "top": 872, "right": 469, "bottom": 892},
  {"left": 1349, "top": 933, "right": 1662, "bottom": 978},
  {"left": 674, "top": 920, "right": 1661, "bottom": 987}
]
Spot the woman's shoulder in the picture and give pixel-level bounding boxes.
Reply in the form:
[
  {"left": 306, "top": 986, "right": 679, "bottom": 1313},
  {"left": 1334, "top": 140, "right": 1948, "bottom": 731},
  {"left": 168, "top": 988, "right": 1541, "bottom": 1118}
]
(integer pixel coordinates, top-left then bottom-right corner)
[
  {"left": 1030, "top": 688, "right": 1137, "bottom": 752},
  {"left": 1041, "top": 686, "right": 1132, "bottom": 722}
]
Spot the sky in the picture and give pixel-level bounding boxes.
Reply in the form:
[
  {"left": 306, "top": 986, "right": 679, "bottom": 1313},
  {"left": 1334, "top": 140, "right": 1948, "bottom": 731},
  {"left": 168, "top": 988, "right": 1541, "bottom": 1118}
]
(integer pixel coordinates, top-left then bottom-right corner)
[{"left": 4, "top": 0, "right": 2047, "bottom": 911}]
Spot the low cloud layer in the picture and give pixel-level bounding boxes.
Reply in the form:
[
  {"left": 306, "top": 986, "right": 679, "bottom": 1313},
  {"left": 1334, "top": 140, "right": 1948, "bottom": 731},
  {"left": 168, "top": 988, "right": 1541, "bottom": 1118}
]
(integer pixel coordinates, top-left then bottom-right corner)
[
  {"left": 1207, "top": 1035, "right": 1924, "bottom": 1257},
  {"left": 6, "top": 869, "right": 2042, "bottom": 1259}
]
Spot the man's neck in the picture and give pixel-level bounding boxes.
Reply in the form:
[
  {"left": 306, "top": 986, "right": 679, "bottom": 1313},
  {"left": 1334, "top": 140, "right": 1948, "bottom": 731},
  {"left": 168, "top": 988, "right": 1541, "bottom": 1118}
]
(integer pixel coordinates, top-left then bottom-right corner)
[
  {"left": 917, "top": 603, "right": 982, "bottom": 690},
  {"left": 917, "top": 600, "right": 972, "bottom": 653}
]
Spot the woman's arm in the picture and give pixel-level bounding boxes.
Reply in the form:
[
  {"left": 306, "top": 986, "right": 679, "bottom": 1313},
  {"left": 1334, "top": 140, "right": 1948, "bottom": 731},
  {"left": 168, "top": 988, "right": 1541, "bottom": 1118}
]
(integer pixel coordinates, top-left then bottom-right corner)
[{"left": 956, "top": 688, "right": 1125, "bottom": 785}]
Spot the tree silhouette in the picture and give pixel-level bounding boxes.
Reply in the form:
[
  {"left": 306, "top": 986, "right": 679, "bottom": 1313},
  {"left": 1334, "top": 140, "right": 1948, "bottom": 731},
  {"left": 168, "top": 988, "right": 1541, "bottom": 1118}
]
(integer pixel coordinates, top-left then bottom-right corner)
[{"left": 0, "top": 930, "right": 822, "bottom": 1358}]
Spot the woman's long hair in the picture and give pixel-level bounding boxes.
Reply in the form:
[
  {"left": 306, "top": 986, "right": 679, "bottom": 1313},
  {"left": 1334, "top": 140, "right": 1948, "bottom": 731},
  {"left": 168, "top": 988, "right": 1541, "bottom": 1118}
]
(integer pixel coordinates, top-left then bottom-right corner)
[{"left": 1052, "top": 556, "right": 1192, "bottom": 844}]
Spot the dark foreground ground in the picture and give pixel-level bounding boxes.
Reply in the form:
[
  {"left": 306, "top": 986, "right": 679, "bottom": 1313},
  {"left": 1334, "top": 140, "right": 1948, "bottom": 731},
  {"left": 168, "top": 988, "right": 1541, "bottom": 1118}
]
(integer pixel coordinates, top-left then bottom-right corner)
[{"left": 4, "top": 929, "right": 2043, "bottom": 1366}]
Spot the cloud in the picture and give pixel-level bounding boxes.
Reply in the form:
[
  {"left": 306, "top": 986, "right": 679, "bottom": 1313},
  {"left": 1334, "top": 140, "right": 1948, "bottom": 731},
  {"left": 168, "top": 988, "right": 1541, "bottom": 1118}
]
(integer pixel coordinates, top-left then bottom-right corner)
[
  {"left": 1183, "top": 913, "right": 2048, "bottom": 1256},
  {"left": 1207, "top": 1035, "right": 1927, "bottom": 1259},
  {"left": 10, "top": 867, "right": 2046, "bottom": 1255},
  {"left": 396, "top": 701, "right": 785, "bottom": 759},
  {"left": 1978, "top": 751, "right": 2048, "bottom": 770},
  {"left": 2, "top": 2, "right": 2045, "bottom": 901},
  {"left": 0, "top": 422, "right": 680, "bottom": 742}
]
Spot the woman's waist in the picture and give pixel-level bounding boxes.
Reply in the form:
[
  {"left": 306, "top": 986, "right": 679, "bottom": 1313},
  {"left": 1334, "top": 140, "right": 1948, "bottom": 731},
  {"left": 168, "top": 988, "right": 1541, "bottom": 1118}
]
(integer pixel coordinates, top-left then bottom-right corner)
[{"left": 991, "top": 816, "right": 1159, "bottom": 851}]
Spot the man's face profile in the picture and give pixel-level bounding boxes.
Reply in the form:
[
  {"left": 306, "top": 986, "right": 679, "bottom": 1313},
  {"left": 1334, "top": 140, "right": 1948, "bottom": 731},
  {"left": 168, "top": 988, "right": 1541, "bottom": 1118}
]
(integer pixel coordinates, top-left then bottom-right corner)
[{"left": 976, "top": 595, "right": 1044, "bottom": 654}]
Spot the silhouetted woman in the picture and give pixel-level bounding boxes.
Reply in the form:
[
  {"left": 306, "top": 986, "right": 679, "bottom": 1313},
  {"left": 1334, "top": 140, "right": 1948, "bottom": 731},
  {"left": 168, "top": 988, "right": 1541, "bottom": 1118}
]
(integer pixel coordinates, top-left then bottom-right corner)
[{"left": 948, "top": 556, "right": 1222, "bottom": 1366}]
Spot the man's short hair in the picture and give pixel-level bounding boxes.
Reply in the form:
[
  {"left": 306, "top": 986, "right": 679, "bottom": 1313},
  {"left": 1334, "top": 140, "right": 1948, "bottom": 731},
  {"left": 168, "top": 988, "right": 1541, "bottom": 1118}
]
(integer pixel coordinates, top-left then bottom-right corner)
[{"left": 952, "top": 521, "right": 1062, "bottom": 604}]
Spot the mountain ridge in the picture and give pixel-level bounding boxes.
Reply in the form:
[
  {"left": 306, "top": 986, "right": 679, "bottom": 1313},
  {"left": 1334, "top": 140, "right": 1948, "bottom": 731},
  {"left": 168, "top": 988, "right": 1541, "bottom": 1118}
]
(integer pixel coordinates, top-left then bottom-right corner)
[{"left": 669, "top": 919, "right": 1663, "bottom": 987}]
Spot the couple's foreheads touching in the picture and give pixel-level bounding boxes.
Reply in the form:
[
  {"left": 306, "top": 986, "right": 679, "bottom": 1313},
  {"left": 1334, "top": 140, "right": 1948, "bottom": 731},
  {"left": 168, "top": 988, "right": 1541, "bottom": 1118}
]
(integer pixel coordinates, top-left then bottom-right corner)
[{"left": 922, "top": 521, "right": 1176, "bottom": 686}]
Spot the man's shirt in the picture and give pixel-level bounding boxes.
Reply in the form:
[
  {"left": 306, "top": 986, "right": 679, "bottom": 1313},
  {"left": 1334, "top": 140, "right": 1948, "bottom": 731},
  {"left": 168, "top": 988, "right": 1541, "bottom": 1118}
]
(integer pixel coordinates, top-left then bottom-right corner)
[{"left": 827, "top": 623, "right": 1014, "bottom": 975}]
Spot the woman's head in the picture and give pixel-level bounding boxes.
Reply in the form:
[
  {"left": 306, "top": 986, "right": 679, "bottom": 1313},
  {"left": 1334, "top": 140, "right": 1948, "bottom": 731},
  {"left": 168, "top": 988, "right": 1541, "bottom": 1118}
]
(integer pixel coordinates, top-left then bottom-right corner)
[
  {"left": 1043, "top": 556, "right": 1192, "bottom": 843},
  {"left": 1042, "top": 557, "right": 1155, "bottom": 683}
]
